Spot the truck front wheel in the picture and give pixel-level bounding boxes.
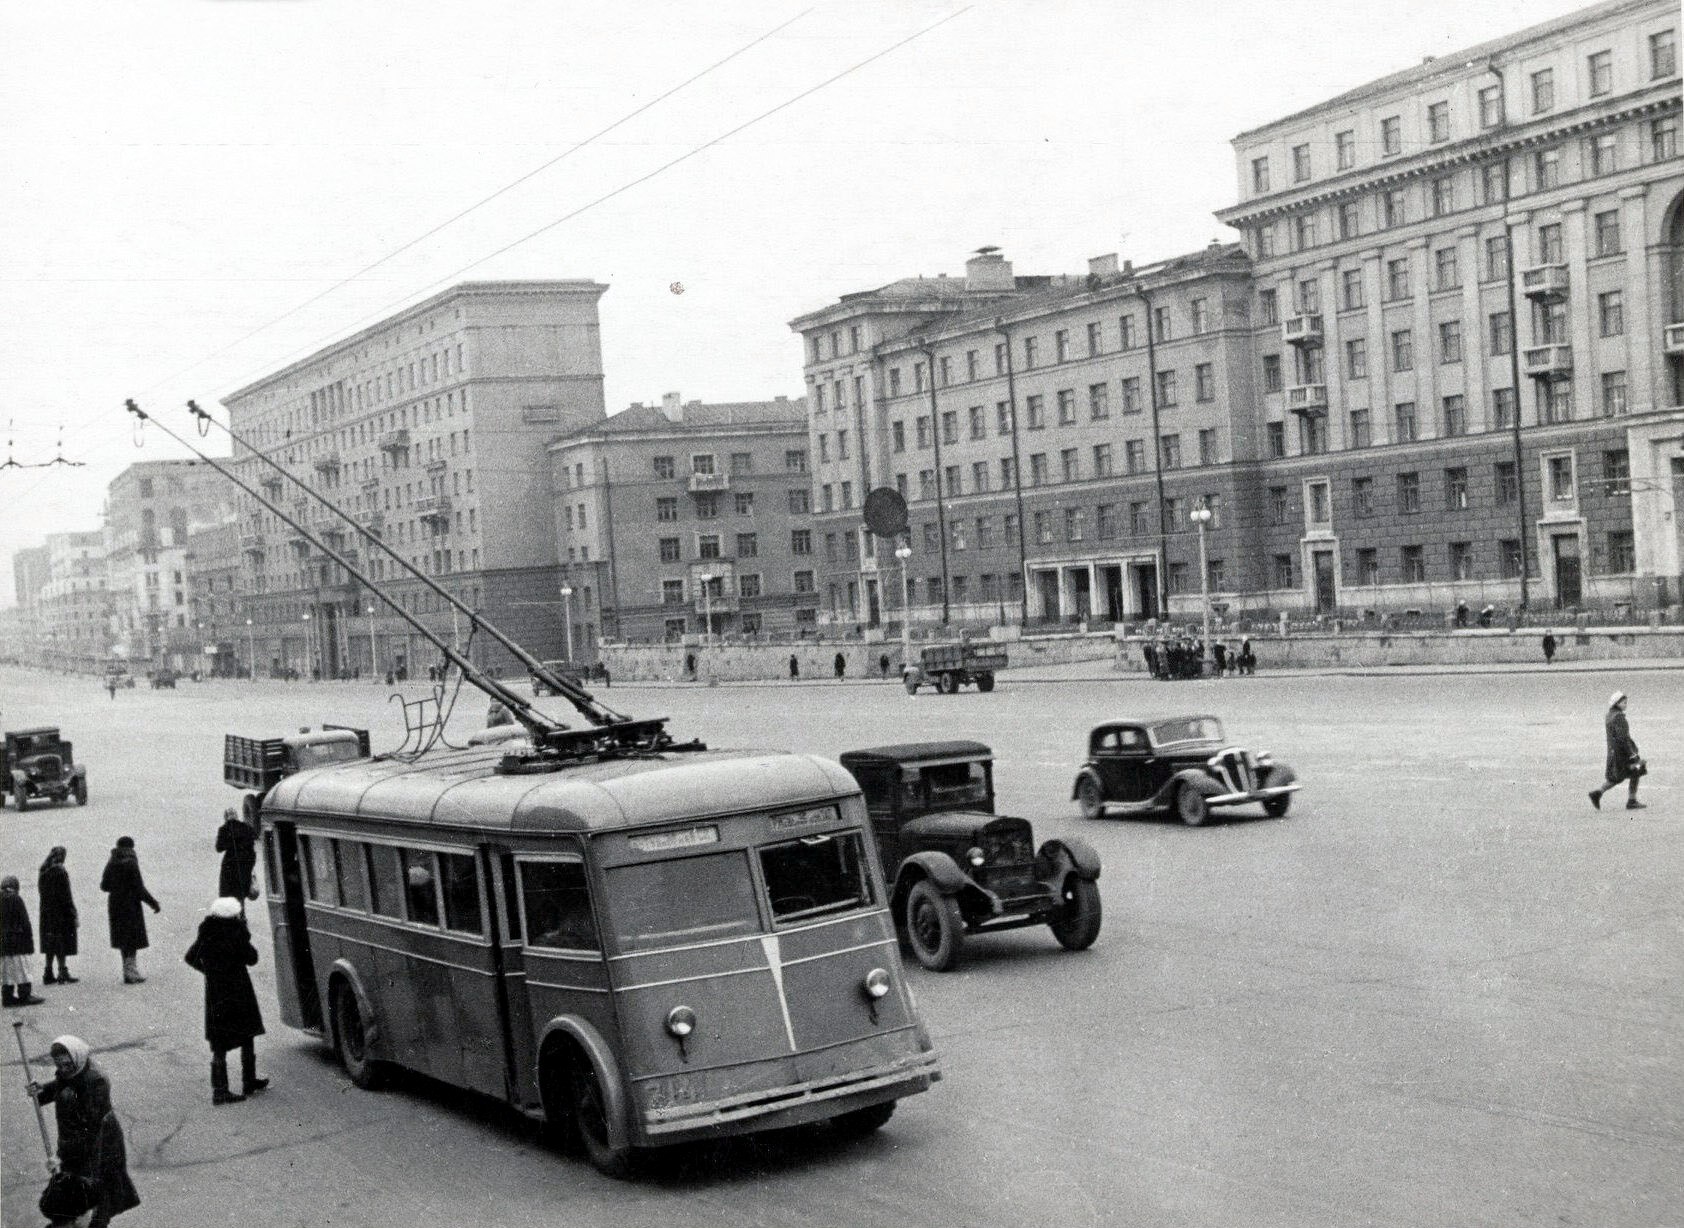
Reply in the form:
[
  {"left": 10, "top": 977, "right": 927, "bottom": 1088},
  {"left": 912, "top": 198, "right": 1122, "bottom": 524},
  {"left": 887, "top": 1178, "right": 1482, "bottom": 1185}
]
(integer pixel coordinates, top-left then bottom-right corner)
[
  {"left": 937, "top": 672, "right": 959, "bottom": 695},
  {"left": 904, "top": 880, "right": 964, "bottom": 971},
  {"left": 975, "top": 673, "right": 995, "bottom": 692}
]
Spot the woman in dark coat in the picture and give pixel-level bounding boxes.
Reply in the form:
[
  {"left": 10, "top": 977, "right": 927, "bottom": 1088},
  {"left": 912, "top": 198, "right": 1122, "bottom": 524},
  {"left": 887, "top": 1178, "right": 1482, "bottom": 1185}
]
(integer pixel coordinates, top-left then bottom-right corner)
[
  {"left": 1589, "top": 691, "right": 1644, "bottom": 811},
  {"left": 2, "top": 875, "right": 45, "bottom": 1006},
  {"left": 31, "top": 1035, "right": 141, "bottom": 1226},
  {"left": 215, "top": 808, "right": 258, "bottom": 900},
  {"left": 184, "top": 898, "right": 268, "bottom": 1104},
  {"left": 38, "top": 846, "right": 79, "bottom": 983},
  {"left": 100, "top": 837, "right": 160, "bottom": 984}
]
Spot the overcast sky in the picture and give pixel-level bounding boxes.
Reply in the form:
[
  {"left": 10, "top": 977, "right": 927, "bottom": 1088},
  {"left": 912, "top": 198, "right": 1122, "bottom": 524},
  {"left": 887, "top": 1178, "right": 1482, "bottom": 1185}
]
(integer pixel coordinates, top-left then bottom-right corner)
[{"left": 1, "top": 0, "right": 1590, "bottom": 590}]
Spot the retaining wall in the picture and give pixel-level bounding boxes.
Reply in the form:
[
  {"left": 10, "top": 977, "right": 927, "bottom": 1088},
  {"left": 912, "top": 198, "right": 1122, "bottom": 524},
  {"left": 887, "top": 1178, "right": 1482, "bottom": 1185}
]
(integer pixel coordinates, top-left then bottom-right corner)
[{"left": 1117, "top": 628, "right": 1684, "bottom": 671}]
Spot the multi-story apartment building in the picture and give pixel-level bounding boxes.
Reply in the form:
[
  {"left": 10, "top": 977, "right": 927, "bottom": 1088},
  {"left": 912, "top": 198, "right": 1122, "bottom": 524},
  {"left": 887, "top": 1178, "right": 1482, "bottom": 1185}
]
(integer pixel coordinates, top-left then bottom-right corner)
[
  {"left": 10, "top": 545, "right": 50, "bottom": 664},
  {"left": 37, "top": 531, "right": 110, "bottom": 672},
  {"left": 222, "top": 281, "right": 608, "bottom": 677},
  {"left": 186, "top": 516, "right": 244, "bottom": 675},
  {"left": 1216, "top": 0, "right": 1684, "bottom": 613},
  {"left": 104, "top": 460, "right": 231, "bottom": 667},
  {"left": 550, "top": 393, "right": 813, "bottom": 646},
  {"left": 790, "top": 244, "right": 1256, "bottom": 626}
]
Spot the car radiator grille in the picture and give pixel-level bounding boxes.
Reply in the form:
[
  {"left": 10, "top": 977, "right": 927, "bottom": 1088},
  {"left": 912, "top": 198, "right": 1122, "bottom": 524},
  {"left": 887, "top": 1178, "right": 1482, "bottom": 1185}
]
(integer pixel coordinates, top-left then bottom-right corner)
[{"left": 1210, "top": 749, "right": 1255, "bottom": 794}]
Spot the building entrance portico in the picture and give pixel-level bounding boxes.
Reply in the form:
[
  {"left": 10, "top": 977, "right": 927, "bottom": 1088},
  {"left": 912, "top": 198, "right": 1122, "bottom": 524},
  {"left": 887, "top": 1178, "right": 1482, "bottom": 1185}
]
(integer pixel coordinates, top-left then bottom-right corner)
[{"left": 1028, "top": 556, "right": 1158, "bottom": 623}]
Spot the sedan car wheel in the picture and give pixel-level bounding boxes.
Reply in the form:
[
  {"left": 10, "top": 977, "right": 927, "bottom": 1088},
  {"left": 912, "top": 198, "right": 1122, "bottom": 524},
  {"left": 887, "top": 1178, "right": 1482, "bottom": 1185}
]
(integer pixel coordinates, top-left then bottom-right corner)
[
  {"left": 1175, "top": 783, "right": 1208, "bottom": 827},
  {"left": 903, "top": 880, "right": 964, "bottom": 972},
  {"left": 1263, "top": 795, "right": 1292, "bottom": 818},
  {"left": 1076, "top": 777, "right": 1105, "bottom": 821}
]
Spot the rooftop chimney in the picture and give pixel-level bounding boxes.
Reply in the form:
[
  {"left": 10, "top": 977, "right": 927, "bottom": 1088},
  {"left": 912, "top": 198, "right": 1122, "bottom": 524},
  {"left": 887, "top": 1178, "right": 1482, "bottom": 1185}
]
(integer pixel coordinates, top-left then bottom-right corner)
[
  {"left": 1088, "top": 253, "right": 1119, "bottom": 279},
  {"left": 661, "top": 391, "right": 682, "bottom": 422},
  {"left": 965, "top": 246, "right": 1014, "bottom": 292}
]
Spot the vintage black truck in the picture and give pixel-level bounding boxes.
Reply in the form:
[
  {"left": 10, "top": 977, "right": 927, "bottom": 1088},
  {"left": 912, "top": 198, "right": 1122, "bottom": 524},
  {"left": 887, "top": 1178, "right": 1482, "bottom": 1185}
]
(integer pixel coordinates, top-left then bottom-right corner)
[
  {"left": 902, "top": 643, "right": 1007, "bottom": 695},
  {"left": 3, "top": 727, "right": 89, "bottom": 811}
]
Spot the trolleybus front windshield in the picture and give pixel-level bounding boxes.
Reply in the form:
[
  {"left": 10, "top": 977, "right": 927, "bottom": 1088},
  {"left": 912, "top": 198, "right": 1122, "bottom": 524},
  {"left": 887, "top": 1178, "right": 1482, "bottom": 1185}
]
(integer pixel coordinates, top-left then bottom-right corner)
[{"left": 607, "top": 830, "right": 875, "bottom": 953}]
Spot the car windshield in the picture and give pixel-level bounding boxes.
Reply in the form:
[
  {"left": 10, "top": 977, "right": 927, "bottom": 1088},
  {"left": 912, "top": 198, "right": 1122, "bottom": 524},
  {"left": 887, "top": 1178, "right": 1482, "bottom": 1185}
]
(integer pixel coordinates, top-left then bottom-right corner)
[
  {"left": 758, "top": 832, "right": 872, "bottom": 923},
  {"left": 1151, "top": 717, "right": 1224, "bottom": 746},
  {"left": 291, "top": 737, "right": 362, "bottom": 769},
  {"left": 606, "top": 850, "right": 761, "bottom": 952},
  {"left": 903, "top": 760, "right": 989, "bottom": 809}
]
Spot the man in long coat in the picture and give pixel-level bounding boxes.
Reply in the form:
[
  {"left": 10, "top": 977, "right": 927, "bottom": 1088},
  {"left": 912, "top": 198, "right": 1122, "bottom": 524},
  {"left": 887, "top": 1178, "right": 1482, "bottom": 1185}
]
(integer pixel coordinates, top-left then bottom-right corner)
[
  {"left": 184, "top": 898, "right": 268, "bottom": 1104},
  {"left": 38, "top": 846, "right": 79, "bottom": 983},
  {"left": 100, "top": 837, "right": 160, "bottom": 984},
  {"left": 1589, "top": 691, "right": 1644, "bottom": 811},
  {"left": 215, "top": 808, "right": 258, "bottom": 901}
]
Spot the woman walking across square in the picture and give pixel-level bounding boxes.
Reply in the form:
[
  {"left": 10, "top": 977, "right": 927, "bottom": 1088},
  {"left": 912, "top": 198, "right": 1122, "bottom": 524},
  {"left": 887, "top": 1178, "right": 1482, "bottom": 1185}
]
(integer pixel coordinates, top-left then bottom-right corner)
[
  {"left": 1589, "top": 691, "right": 1645, "bottom": 811},
  {"left": 38, "top": 846, "right": 79, "bottom": 984}
]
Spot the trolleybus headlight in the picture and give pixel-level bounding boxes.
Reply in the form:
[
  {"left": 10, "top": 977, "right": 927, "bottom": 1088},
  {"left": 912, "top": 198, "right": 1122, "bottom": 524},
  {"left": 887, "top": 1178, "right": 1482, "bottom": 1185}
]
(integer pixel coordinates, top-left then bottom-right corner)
[
  {"left": 665, "top": 1006, "right": 696, "bottom": 1038},
  {"left": 863, "top": 968, "right": 892, "bottom": 1000},
  {"left": 966, "top": 846, "right": 986, "bottom": 868}
]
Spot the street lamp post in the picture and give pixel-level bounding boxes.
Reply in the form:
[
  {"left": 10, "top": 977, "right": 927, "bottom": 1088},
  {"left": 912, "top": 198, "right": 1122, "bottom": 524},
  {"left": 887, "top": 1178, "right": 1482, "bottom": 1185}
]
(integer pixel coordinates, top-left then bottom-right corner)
[
  {"left": 1190, "top": 506, "right": 1214, "bottom": 672},
  {"left": 559, "top": 585, "right": 574, "bottom": 662},
  {"left": 366, "top": 604, "right": 376, "bottom": 679},
  {"left": 246, "top": 617, "right": 255, "bottom": 682},
  {"left": 894, "top": 540, "right": 912, "bottom": 665},
  {"left": 302, "top": 610, "right": 313, "bottom": 679},
  {"left": 698, "top": 573, "right": 714, "bottom": 647}
]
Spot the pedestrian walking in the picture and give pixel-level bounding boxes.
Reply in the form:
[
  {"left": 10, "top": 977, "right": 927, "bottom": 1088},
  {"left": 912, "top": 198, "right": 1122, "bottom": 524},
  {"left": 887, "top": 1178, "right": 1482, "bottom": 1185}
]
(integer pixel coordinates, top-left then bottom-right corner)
[
  {"left": 1141, "top": 640, "right": 1159, "bottom": 678},
  {"left": 106, "top": 677, "right": 117, "bottom": 700},
  {"left": 216, "top": 807, "right": 259, "bottom": 902},
  {"left": 833, "top": 652, "right": 846, "bottom": 680},
  {"left": 878, "top": 652, "right": 891, "bottom": 679},
  {"left": 1238, "top": 637, "right": 1256, "bottom": 675},
  {"left": 1542, "top": 630, "right": 1557, "bottom": 664},
  {"left": 27, "top": 1035, "right": 142, "bottom": 1226},
  {"left": 100, "top": 838, "right": 160, "bottom": 984},
  {"left": 2, "top": 876, "right": 46, "bottom": 1007},
  {"left": 38, "top": 847, "right": 78, "bottom": 985},
  {"left": 1212, "top": 642, "right": 1228, "bottom": 675},
  {"left": 184, "top": 899, "right": 269, "bottom": 1104},
  {"left": 788, "top": 653, "right": 799, "bottom": 680},
  {"left": 1589, "top": 691, "right": 1646, "bottom": 812},
  {"left": 685, "top": 652, "right": 697, "bottom": 679}
]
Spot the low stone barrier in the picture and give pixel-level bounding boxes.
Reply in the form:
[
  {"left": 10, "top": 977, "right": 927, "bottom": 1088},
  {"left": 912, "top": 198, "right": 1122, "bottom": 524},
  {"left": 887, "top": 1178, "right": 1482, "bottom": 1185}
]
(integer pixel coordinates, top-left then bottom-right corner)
[{"left": 1117, "top": 628, "right": 1684, "bottom": 671}]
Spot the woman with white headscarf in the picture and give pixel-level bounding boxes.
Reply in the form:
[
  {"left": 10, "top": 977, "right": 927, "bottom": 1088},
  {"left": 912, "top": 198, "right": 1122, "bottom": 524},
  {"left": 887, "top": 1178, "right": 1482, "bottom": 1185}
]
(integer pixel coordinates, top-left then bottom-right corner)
[
  {"left": 184, "top": 897, "right": 269, "bottom": 1104},
  {"left": 1589, "top": 691, "right": 1645, "bottom": 811},
  {"left": 29, "top": 1034, "right": 141, "bottom": 1226}
]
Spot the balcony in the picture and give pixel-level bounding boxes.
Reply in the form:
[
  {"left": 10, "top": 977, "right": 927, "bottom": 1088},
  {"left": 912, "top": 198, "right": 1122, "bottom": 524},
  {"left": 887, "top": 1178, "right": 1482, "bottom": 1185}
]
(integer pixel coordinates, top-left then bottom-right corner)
[
  {"left": 1519, "top": 263, "right": 1569, "bottom": 301},
  {"left": 312, "top": 451, "right": 341, "bottom": 475},
  {"left": 259, "top": 475, "right": 284, "bottom": 496},
  {"left": 377, "top": 428, "right": 411, "bottom": 454},
  {"left": 688, "top": 471, "right": 730, "bottom": 493},
  {"left": 426, "top": 458, "right": 448, "bottom": 474},
  {"left": 414, "top": 495, "right": 452, "bottom": 524},
  {"left": 689, "top": 561, "right": 739, "bottom": 613},
  {"left": 1281, "top": 314, "right": 1324, "bottom": 347},
  {"left": 1523, "top": 343, "right": 1573, "bottom": 378},
  {"left": 239, "top": 533, "right": 265, "bottom": 554},
  {"left": 1286, "top": 384, "right": 1328, "bottom": 416},
  {"left": 1665, "top": 322, "right": 1684, "bottom": 355}
]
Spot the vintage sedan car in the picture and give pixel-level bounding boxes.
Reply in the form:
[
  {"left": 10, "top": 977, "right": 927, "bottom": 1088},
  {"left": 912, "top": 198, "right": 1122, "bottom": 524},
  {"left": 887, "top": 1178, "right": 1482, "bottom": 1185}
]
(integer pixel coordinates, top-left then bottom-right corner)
[
  {"left": 839, "top": 741, "right": 1101, "bottom": 971},
  {"left": 2, "top": 727, "right": 89, "bottom": 811},
  {"left": 1071, "top": 715, "right": 1298, "bottom": 826}
]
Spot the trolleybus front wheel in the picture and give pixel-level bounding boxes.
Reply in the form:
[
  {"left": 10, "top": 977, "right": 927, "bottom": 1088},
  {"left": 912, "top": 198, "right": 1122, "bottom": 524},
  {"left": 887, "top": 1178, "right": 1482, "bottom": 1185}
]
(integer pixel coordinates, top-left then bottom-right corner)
[
  {"left": 331, "top": 979, "right": 384, "bottom": 1090},
  {"left": 566, "top": 1055, "right": 633, "bottom": 1178},
  {"left": 831, "top": 1099, "right": 896, "bottom": 1137}
]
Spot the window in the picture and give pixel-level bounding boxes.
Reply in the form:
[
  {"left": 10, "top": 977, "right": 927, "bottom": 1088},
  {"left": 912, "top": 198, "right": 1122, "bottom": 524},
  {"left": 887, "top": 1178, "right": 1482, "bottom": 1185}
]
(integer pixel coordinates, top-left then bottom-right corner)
[
  {"left": 520, "top": 859, "right": 598, "bottom": 951},
  {"left": 1479, "top": 84, "right": 1504, "bottom": 129},
  {"left": 1269, "top": 486, "right": 1290, "bottom": 525},
  {"left": 1352, "top": 475, "right": 1375, "bottom": 517},
  {"left": 1345, "top": 338, "right": 1368, "bottom": 380},
  {"left": 1124, "top": 439, "right": 1146, "bottom": 474},
  {"left": 1383, "top": 189, "right": 1406, "bottom": 229},
  {"left": 1541, "top": 380, "right": 1573, "bottom": 424},
  {"left": 1024, "top": 396, "right": 1044, "bottom": 430},
  {"left": 1394, "top": 401, "right": 1418, "bottom": 442},
  {"left": 785, "top": 449, "right": 808, "bottom": 473},
  {"left": 939, "top": 356, "right": 952, "bottom": 386},
  {"left": 1159, "top": 434, "right": 1181, "bottom": 470},
  {"left": 1531, "top": 68, "right": 1554, "bottom": 114},
  {"left": 1065, "top": 508, "right": 1085, "bottom": 541},
  {"left": 1603, "top": 448, "right": 1630, "bottom": 494},
  {"left": 1588, "top": 49, "right": 1612, "bottom": 97},
  {"left": 1119, "top": 315, "right": 1137, "bottom": 349},
  {"left": 1198, "top": 429, "right": 1218, "bottom": 466},
  {"left": 1602, "top": 370, "right": 1628, "bottom": 417},
  {"left": 1434, "top": 247, "right": 1459, "bottom": 291},
  {"left": 1060, "top": 448, "right": 1080, "bottom": 482},
  {"left": 1088, "top": 383, "right": 1110, "bottom": 420},
  {"left": 1273, "top": 554, "right": 1295, "bottom": 589},
  {"left": 1493, "top": 387, "right": 1518, "bottom": 430},
  {"left": 1443, "top": 395, "right": 1467, "bottom": 437},
  {"left": 1092, "top": 443, "right": 1113, "bottom": 477},
  {"left": 793, "top": 569, "right": 814, "bottom": 593},
  {"left": 1130, "top": 502, "right": 1151, "bottom": 536},
  {"left": 1338, "top": 201, "right": 1361, "bottom": 241},
  {"left": 1266, "top": 422, "right": 1286, "bottom": 458},
  {"left": 1293, "top": 143, "right": 1312, "bottom": 181},
  {"left": 1593, "top": 209, "right": 1622, "bottom": 257},
  {"left": 1653, "top": 29, "right": 1678, "bottom": 78},
  {"left": 1258, "top": 288, "right": 1278, "bottom": 324},
  {"left": 1430, "top": 176, "right": 1455, "bottom": 218},
  {"left": 401, "top": 848, "right": 441, "bottom": 926},
  {"left": 694, "top": 493, "right": 719, "bottom": 520},
  {"left": 1000, "top": 457, "right": 1016, "bottom": 487},
  {"left": 1056, "top": 390, "right": 1076, "bottom": 425},
  {"left": 1152, "top": 306, "right": 1172, "bottom": 343},
  {"left": 1653, "top": 116, "right": 1679, "bottom": 160},
  {"left": 1262, "top": 354, "right": 1284, "bottom": 393},
  {"left": 1485, "top": 309, "right": 1513, "bottom": 356},
  {"left": 609, "top": 851, "right": 760, "bottom": 954},
  {"left": 439, "top": 852, "right": 482, "bottom": 934},
  {"left": 1449, "top": 541, "right": 1474, "bottom": 581},
  {"left": 1190, "top": 298, "right": 1210, "bottom": 334},
  {"left": 1495, "top": 460, "right": 1518, "bottom": 505},
  {"left": 653, "top": 455, "right": 675, "bottom": 479},
  {"left": 1485, "top": 234, "right": 1510, "bottom": 281},
  {"left": 1336, "top": 129, "right": 1356, "bottom": 169},
  {"left": 1085, "top": 323, "right": 1102, "bottom": 357},
  {"left": 1155, "top": 370, "right": 1177, "bottom": 407},
  {"left": 1307, "top": 482, "right": 1330, "bottom": 525},
  {"left": 1445, "top": 466, "right": 1469, "bottom": 510},
  {"left": 1588, "top": 133, "right": 1618, "bottom": 177},
  {"left": 1095, "top": 505, "right": 1117, "bottom": 540},
  {"left": 976, "top": 517, "right": 995, "bottom": 548},
  {"left": 1300, "top": 413, "right": 1327, "bottom": 455},
  {"left": 968, "top": 405, "right": 985, "bottom": 439},
  {"left": 662, "top": 579, "right": 685, "bottom": 605},
  {"left": 1603, "top": 530, "right": 1635, "bottom": 574},
  {"left": 1342, "top": 268, "right": 1365, "bottom": 310},
  {"left": 658, "top": 536, "right": 681, "bottom": 563},
  {"left": 1499, "top": 539, "right": 1523, "bottom": 580},
  {"left": 1385, "top": 257, "right": 1412, "bottom": 301},
  {"left": 1023, "top": 336, "right": 1038, "bottom": 368},
  {"left": 737, "top": 573, "right": 762, "bottom": 600},
  {"left": 1534, "top": 147, "right": 1561, "bottom": 190},
  {"left": 1427, "top": 101, "right": 1449, "bottom": 143},
  {"left": 1381, "top": 115, "right": 1401, "bottom": 156},
  {"left": 736, "top": 532, "right": 758, "bottom": 557},
  {"left": 1034, "top": 511, "right": 1053, "bottom": 544},
  {"left": 1252, "top": 156, "right": 1270, "bottom": 193},
  {"left": 656, "top": 496, "right": 678, "bottom": 522},
  {"left": 697, "top": 534, "right": 721, "bottom": 559},
  {"left": 301, "top": 835, "right": 337, "bottom": 906},
  {"left": 735, "top": 491, "right": 755, "bottom": 515},
  {"left": 1402, "top": 545, "right": 1425, "bottom": 582},
  {"left": 1349, "top": 407, "right": 1372, "bottom": 449},
  {"left": 1391, "top": 329, "right": 1414, "bottom": 372},
  {"left": 996, "top": 401, "right": 1013, "bottom": 434},
  {"left": 1599, "top": 291, "right": 1624, "bottom": 337},
  {"left": 1195, "top": 364, "right": 1215, "bottom": 402},
  {"left": 1439, "top": 320, "right": 1463, "bottom": 364},
  {"left": 1548, "top": 455, "right": 1575, "bottom": 502},
  {"left": 1030, "top": 453, "right": 1049, "bottom": 485},
  {"left": 1353, "top": 548, "right": 1377, "bottom": 586},
  {"left": 941, "top": 410, "right": 959, "bottom": 444}
]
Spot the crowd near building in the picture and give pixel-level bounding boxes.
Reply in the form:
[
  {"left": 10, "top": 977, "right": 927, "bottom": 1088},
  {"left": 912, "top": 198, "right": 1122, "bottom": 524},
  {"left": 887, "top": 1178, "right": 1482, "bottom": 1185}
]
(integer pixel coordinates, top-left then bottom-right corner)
[{"left": 5, "top": 0, "right": 1681, "bottom": 667}]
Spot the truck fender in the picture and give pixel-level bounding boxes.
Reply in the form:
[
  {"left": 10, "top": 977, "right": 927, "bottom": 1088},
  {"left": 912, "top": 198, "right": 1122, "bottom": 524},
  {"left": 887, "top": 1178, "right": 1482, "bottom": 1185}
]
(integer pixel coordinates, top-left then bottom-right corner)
[
  {"left": 894, "top": 851, "right": 971, "bottom": 904},
  {"left": 70, "top": 765, "right": 87, "bottom": 783},
  {"left": 326, "top": 958, "right": 383, "bottom": 1057},
  {"left": 1036, "top": 837, "right": 1101, "bottom": 881},
  {"left": 1070, "top": 768, "right": 1102, "bottom": 801},
  {"left": 536, "top": 1016, "right": 631, "bottom": 1151}
]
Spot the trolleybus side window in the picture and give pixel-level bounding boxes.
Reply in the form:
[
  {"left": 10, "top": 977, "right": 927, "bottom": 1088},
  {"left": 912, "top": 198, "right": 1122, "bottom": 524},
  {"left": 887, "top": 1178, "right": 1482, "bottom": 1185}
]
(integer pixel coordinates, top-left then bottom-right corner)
[
  {"left": 438, "top": 851, "right": 483, "bottom": 935},
  {"left": 334, "top": 839, "right": 369, "bottom": 911},
  {"left": 607, "top": 851, "right": 759, "bottom": 952},
  {"left": 366, "top": 843, "right": 403, "bottom": 919},
  {"left": 518, "top": 859, "right": 598, "bottom": 952},
  {"left": 401, "top": 848, "right": 441, "bottom": 926},
  {"left": 262, "top": 829, "right": 282, "bottom": 898},
  {"left": 497, "top": 853, "right": 523, "bottom": 941},
  {"left": 759, "top": 832, "right": 872, "bottom": 922},
  {"left": 301, "top": 835, "right": 339, "bottom": 907}
]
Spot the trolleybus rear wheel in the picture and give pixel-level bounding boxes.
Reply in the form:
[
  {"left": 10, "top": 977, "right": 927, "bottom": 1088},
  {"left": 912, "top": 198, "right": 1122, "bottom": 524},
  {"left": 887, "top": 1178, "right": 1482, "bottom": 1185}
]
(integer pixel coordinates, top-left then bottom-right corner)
[{"left": 331, "top": 980, "right": 383, "bottom": 1090}]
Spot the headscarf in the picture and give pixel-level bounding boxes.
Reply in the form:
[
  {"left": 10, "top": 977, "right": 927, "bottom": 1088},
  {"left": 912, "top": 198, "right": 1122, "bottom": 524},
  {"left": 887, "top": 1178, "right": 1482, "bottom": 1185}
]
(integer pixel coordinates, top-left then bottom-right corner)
[
  {"left": 1608, "top": 691, "right": 1626, "bottom": 710},
  {"left": 40, "top": 846, "right": 66, "bottom": 873},
  {"left": 50, "top": 1036, "right": 91, "bottom": 1077},
  {"left": 209, "top": 897, "right": 242, "bottom": 919}
]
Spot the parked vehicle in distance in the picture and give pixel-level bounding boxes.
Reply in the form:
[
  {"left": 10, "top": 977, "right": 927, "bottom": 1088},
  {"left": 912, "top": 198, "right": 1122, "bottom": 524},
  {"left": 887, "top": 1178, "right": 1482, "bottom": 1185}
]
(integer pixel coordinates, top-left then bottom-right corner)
[
  {"left": 1071, "top": 715, "right": 1299, "bottom": 827},
  {"left": 149, "top": 668, "right": 178, "bottom": 689},
  {"left": 903, "top": 643, "right": 1007, "bottom": 695},
  {"left": 838, "top": 741, "right": 1101, "bottom": 971},
  {"left": 2, "top": 727, "right": 89, "bottom": 811},
  {"left": 224, "top": 725, "right": 371, "bottom": 824},
  {"left": 531, "top": 660, "right": 611, "bottom": 695},
  {"left": 103, "top": 662, "right": 136, "bottom": 689}
]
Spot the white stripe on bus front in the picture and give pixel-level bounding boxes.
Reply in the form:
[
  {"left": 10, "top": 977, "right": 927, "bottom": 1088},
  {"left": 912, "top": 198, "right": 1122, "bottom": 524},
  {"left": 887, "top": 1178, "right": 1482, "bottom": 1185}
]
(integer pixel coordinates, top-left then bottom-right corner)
[{"left": 762, "top": 934, "right": 799, "bottom": 1052}]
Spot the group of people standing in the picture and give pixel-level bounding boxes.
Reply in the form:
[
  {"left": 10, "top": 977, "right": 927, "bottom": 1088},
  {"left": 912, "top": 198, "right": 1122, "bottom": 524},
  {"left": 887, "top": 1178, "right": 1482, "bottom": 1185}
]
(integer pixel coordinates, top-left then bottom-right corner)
[{"left": 1143, "top": 637, "right": 1256, "bottom": 680}]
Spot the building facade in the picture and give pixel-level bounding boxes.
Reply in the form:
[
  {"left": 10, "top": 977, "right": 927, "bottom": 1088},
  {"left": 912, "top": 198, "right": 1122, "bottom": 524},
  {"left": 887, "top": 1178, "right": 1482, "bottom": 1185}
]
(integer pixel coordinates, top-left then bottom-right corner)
[
  {"left": 37, "top": 531, "right": 111, "bottom": 672},
  {"left": 1215, "top": 0, "right": 1684, "bottom": 613},
  {"left": 222, "top": 281, "right": 608, "bottom": 678},
  {"left": 550, "top": 393, "right": 814, "bottom": 646},
  {"left": 186, "top": 517, "right": 244, "bottom": 676},
  {"left": 10, "top": 545, "right": 50, "bottom": 664},
  {"left": 791, "top": 245, "right": 1258, "bottom": 627}
]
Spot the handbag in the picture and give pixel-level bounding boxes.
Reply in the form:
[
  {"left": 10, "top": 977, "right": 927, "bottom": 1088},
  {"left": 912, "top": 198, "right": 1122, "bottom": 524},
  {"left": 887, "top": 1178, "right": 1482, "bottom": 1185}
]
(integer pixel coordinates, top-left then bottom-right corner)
[
  {"left": 39, "top": 1168, "right": 98, "bottom": 1221},
  {"left": 1628, "top": 756, "right": 1647, "bottom": 779}
]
